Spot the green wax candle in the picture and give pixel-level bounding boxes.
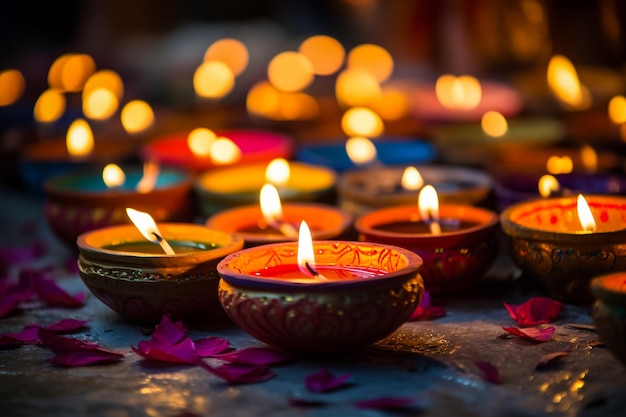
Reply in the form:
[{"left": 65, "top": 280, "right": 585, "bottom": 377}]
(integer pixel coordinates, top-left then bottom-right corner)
[{"left": 103, "top": 240, "right": 219, "bottom": 254}]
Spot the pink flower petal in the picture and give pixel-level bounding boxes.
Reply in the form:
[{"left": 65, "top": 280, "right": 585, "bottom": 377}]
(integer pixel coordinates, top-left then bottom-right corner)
[
  {"left": 408, "top": 291, "right": 446, "bottom": 321},
  {"left": 288, "top": 397, "right": 327, "bottom": 408},
  {"left": 353, "top": 397, "right": 416, "bottom": 410},
  {"left": 197, "top": 360, "right": 275, "bottom": 383},
  {"left": 502, "top": 326, "right": 555, "bottom": 342},
  {"left": 475, "top": 361, "right": 502, "bottom": 384},
  {"left": 193, "top": 336, "right": 231, "bottom": 357},
  {"left": 504, "top": 297, "right": 563, "bottom": 327},
  {"left": 24, "top": 269, "right": 84, "bottom": 307},
  {"left": 38, "top": 329, "right": 123, "bottom": 367},
  {"left": 132, "top": 315, "right": 198, "bottom": 364},
  {"left": 304, "top": 368, "right": 351, "bottom": 393},
  {"left": 0, "top": 295, "right": 22, "bottom": 318},
  {"left": 0, "top": 240, "right": 46, "bottom": 266},
  {"left": 536, "top": 345, "right": 575, "bottom": 370},
  {"left": 0, "top": 323, "right": 41, "bottom": 346},
  {"left": 44, "top": 318, "right": 89, "bottom": 332},
  {"left": 211, "top": 346, "right": 293, "bottom": 365}
]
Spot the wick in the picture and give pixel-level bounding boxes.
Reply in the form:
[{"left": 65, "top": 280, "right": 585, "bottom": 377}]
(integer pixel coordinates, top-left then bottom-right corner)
[
  {"left": 152, "top": 232, "right": 175, "bottom": 255},
  {"left": 268, "top": 218, "right": 299, "bottom": 238},
  {"left": 305, "top": 262, "right": 328, "bottom": 281},
  {"left": 423, "top": 213, "right": 442, "bottom": 235}
]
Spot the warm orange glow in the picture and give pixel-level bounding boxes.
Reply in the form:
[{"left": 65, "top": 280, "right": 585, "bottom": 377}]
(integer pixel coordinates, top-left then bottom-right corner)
[
  {"left": 125, "top": 208, "right": 174, "bottom": 254},
  {"left": 246, "top": 81, "right": 280, "bottom": 118},
  {"left": 608, "top": 95, "right": 626, "bottom": 125},
  {"left": 577, "top": 194, "right": 596, "bottom": 232},
  {"left": 267, "top": 51, "right": 314, "bottom": 93},
  {"left": 538, "top": 174, "right": 560, "bottom": 198},
  {"left": 418, "top": 185, "right": 441, "bottom": 235},
  {"left": 401, "top": 166, "right": 424, "bottom": 190},
  {"left": 187, "top": 128, "right": 216, "bottom": 157},
  {"left": 204, "top": 38, "right": 249, "bottom": 77},
  {"left": 371, "top": 86, "right": 409, "bottom": 121},
  {"left": 481, "top": 111, "right": 508, "bottom": 137},
  {"left": 260, "top": 183, "right": 284, "bottom": 226},
  {"left": 621, "top": 124, "right": 626, "bottom": 143},
  {"left": 83, "top": 70, "right": 124, "bottom": 100},
  {"left": 210, "top": 137, "right": 241, "bottom": 165},
  {"left": 580, "top": 145, "right": 598, "bottom": 173},
  {"left": 33, "top": 89, "right": 66, "bottom": 123},
  {"left": 49, "top": 53, "right": 96, "bottom": 92},
  {"left": 265, "top": 158, "right": 290, "bottom": 186},
  {"left": 297, "top": 220, "right": 317, "bottom": 276},
  {"left": 546, "top": 155, "right": 573, "bottom": 174},
  {"left": 121, "top": 100, "right": 154, "bottom": 134},
  {"left": 83, "top": 87, "right": 119, "bottom": 120},
  {"left": 547, "top": 55, "right": 591, "bottom": 110},
  {"left": 0, "top": 69, "right": 25, "bottom": 106},
  {"left": 345, "top": 136, "right": 377, "bottom": 165},
  {"left": 102, "top": 163, "right": 125, "bottom": 188},
  {"left": 136, "top": 159, "right": 159, "bottom": 194},
  {"left": 435, "top": 74, "right": 482, "bottom": 110},
  {"left": 194, "top": 61, "right": 235, "bottom": 99},
  {"left": 341, "top": 107, "right": 384, "bottom": 138},
  {"left": 346, "top": 43, "right": 393, "bottom": 83},
  {"left": 299, "top": 35, "right": 345, "bottom": 76},
  {"left": 274, "top": 92, "right": 319, "bottom": 121},
  {"left": 66, "top": 118, "right": 94, "bottom": 158},
  {"left": 335, "top": 68, "right": 382, "bottom": 107}
]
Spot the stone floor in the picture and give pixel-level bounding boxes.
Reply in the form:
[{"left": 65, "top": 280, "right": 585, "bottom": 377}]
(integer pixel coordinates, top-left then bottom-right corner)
[{"left": 1, "top": 184, "right": 625, "bottom": 417}]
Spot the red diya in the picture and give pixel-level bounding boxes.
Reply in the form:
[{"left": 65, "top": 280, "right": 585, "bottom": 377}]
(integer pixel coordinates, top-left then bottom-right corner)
[
  {"left": 139, "top": 129, "right": 293, "bottom": 173},
  {"left": 205, "top": 183, "right": 352, "bottom": 247},
  {"left": 216, "top": 221, "right": 424, "bottom": 355},
  {"left": 501, "top": 194, "right": 626, "bottom": 303},
  {"left": 354, "top": 185, "right": 500, "bottom": 293}
]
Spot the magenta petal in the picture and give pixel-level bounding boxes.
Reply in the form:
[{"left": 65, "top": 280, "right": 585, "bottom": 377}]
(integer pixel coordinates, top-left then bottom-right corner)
[
  {"left": 504, "top": 297, "right": 563, "bottom": 327},
  {"left": 38, "top": 329, "right": 123, "bottom": 367},
  {"left": 475, "top": 361, "right": 502, "bottom": 384},
  {"left": 409, "top": 291, "right": 446, "bottom": 321},
  {"left": 0, "top": 323, "right": 42, "bottom": 346},
  {"left": 536, "top": 350, "right": 571, "bottom": 370},
  {"left": 132, "top": 315, "right": 198, "bottom": 364},
  {"left": 305, "top": 368, "right": 351, "bottom": 393},
  {"left": 193, "top": 336, "right": 231, "bottom": 357},
  {"left": 211, "top": 346, "right": 293, "bottom": 365},
  {"left": 24, "top": 269, "right": 84, "bottom": 307},
  {"left": 502, "top": 326, "right": 555, "bottom": 342},
  {"left": 353, "top": 397, "right": 416, "bottom": 410},
  {"left": 197, "top": 360, "right": 274, "bottom": 383},
  {"left": 288, "top": 397, "right": 327, "bottom": 408},
  {"left": 44, "top": 318, "right": 89, "bottom": 332},
  {"left": 0, "top": 295, "right": 22, "bottom": 318},
  {"left": 0, "top": 241, "right": 46, "bottom": 266}
]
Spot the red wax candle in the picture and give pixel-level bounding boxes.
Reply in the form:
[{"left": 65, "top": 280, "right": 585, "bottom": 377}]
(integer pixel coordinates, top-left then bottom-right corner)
[{"left": 252, "top": 264, "right": 388, "bottom": 283}]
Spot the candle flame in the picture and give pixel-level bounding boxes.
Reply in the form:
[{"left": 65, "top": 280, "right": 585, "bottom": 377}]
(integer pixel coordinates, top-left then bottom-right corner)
[
  {"left": 538, "top": 174, "right": 560, "bottom": 198},
  {"left": 102, "top": 163, "right": 125, "bottom": 189},
  {"left": 187, "top": 128, "right": 216, "bottom": 157},
  {"left": 418, "top": 185, "right": 442, "bottom": 235},
  {"left": 210, "top": 136, "right": 241, "bottom": 165},
  {"left": 341, "top": 106, "right": 384, "bottom": 138},
  {"left": 265, "top": 158, "right": 290, "bottom": 186},
  {"left": 297, "top": 220, "right": 318, "bottom": 277},
  {"left": 435, "top": 74, "right": 482, "bottom": 110},
  {"left": 401, "top": 166, "right": 424, "bottom": 190},
  {"left": 577, "top": 194, "right": 596, "bottom": 232},
  {"left": 547, "top": 55, "right": 591, "bottom": 110},
  {"left": 136, "top": 159, "right": 160, "bottom": 193},
  {"left": 125, "top": 208, "right": 175, "bottom": 254},
  {"left": 66, "top": 118, "right": 94, "bottom": 158},
  {"left": 345, "top": 136, "right": 377, "bottom": 165},
  {"left": 481, "top": 111, "right": 508, "bottom": 138},
  {"left": 260, "top": 183, "right": 284, "bottom": 225}
]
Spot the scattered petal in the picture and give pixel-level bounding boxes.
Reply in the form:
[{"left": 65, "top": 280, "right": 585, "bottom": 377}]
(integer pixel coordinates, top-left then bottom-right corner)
[
  {"left": 0, "top": 240, "right": 46, "bottom": 266},
  {"left": 24, "top": 269, "right": 84, "bottom": 307},
  {"left": 353, "top": 397, "right": 416, "bottom": 410},
  {"left": 475, "top": 361, "right": 502, "bottom": 384},
  {"left": 408, "top": 291, "right": 446, "bottom": 321},
  {"left": 211, "top": 346, "right": 293, "bottom": 365},
  {"left": 197, "top": 360, "right": 275, "bottom": 383},
  {"left": 0, "top": 323, "right": 41, "bottom": 346},
  {"left": 535, "top": 351, "right": 571, "bottom": 370},
  {"left": 44, "top": 318, "right": 89, "bottom": 332},
  {"left": 502, "top": 326, "right": 555, "bottom": 343},
  {"left": 305, "top": 368, "right": 351, "bottom": 393},
  {"left": 504, "top": 297, "right": 562, "bottom": 327},
  {"left": 38, "top": 329, "right": 123, "bottom": 366},
  {"left": 194, "top": 336, "right": 231, "bottom": 357},
  {"left": 132, "top": 315, "right": 198, "bottom": 364}
]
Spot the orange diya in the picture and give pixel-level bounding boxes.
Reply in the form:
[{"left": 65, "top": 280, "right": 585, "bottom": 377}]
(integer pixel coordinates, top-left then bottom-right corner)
[
  {"left": 354, "top": 185, "right": 500, "bottom": 293},
  {"left": 216, "top": 220, "right": 424, "bottom": 355}
]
